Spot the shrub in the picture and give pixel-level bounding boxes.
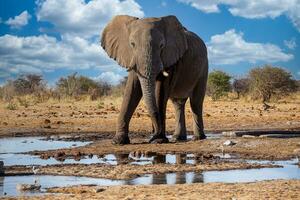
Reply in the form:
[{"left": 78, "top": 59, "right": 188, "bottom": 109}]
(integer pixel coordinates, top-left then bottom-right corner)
[
  {"left": 232, "top": 78, "right": 250, "bottom": 98},
  {"left": 55, "top": 73, "right": 112, "bottom": 100},
  {"left": 207, "top": 70, "right": 231, "bottom": 100},
  {"left": 17, "top": 96, "right": 30, "bottom": 108},
  {"left": 13, "top": 74, "right": 45, "bottom": 95},
  {"left": 110, "top": 76, "right": 127, "bottom": 97},
  {"left": 1, "top": 80, "right": 16, "bottom": 101},
  {"left": 248, "top": 65, "right": 297, "bottom": 102},
  {"left": 6, "top": 101, "right": 18, "bottom": 110}
]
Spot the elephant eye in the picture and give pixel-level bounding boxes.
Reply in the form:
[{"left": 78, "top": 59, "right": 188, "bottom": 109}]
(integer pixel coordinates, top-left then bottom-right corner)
[{"left": 130, "top": 41, "right": 135, "bottom": 48}]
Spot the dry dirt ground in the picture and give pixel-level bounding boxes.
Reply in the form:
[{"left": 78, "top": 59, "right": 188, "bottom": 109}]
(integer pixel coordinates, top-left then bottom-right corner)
[
  {"left": 0, "top": 94, "right": 299, "bottom": 137},
  {"left": 2, "top": 180, "right": 300, "bottom": 200},
  {"left": 1, "top": 94, "right": 300, "bottom": 199}
]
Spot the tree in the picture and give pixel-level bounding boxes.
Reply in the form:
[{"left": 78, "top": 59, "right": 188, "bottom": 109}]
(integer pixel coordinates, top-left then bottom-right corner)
[
  {"left": 248, "top": 65, "right": 297, "bottom": 102},
  {"left": 232, "top": 78, "right": 250, "bottom": 98},
  {"left": 207, "top": 70, "right": 231, "bottom": 100},
  {"left": 14, "top": 74, "right": 44, "bottom": 94}
]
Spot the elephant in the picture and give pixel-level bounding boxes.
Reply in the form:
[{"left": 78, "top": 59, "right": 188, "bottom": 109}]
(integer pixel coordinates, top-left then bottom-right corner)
[{"left": 101, "top": 15, "right": 208, "bottom": 144}]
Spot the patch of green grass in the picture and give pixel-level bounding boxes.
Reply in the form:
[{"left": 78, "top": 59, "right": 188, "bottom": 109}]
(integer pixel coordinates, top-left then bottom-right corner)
[{"left": 6, "top": 101, "right": 18, "bottom": 110}]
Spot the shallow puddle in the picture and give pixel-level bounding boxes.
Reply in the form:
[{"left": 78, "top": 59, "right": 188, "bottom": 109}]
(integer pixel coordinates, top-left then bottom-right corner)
[
  {"left": 0, "top": 137, "right": 91, "bottom": 154},
  {"left": 1, "top": 158, "right": 299, "bottom": 196},
  {"left": 1, "top": 152, "right": 228, "bottom": 166}
]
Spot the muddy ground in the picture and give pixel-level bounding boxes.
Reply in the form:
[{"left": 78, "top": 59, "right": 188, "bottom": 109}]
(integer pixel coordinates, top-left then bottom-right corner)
[
  {"left": 2, "top": 180, "right": 300, "bottom": 200},
  {"left": 1, "top": 95, "right": 300, "bottom": 199}
]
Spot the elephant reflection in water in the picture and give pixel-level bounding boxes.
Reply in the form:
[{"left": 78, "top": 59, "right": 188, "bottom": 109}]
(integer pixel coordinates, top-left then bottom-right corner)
[{"left": 151, "top": 172, "right": 203, "bottom": 185}]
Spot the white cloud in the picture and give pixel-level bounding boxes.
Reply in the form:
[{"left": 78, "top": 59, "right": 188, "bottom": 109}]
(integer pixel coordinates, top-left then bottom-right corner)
[
  {"left": 36, "top": 0, "right": 144, "bottom": 38},
  {"left": 1, "top": 0, "right": 145, "bottom": 84},
  {"left": 178, "top": 0, "right": 300, "bottom": 32},
  {"left": 284, "top": 38, "right": 297, "bottom": 50},
  {"left": 0, "top": 34, "right": 116, "bottom": 76},
  {"left": 5, "top": 10, "right": 31, "bottom": 29},
  {"left": 207, "top": 29, "right": 294, "bottom": 65},
  {"left": 92, "top": 71, "right": 124, "bottom": 85}
]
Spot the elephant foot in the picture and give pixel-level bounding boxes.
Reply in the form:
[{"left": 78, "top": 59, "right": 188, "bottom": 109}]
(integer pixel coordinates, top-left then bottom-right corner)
[
  {"left": 172, "top": 134, "right": 187, "bottom": 142},
  {"left": 192, "top": 134, "right": 207, "bottom": 141},
  {"left": 149, "top": 134, "right": 169, "bottom": 144},
  {"left": 112, "top": 134, "right": 130, "bottom": 145}
]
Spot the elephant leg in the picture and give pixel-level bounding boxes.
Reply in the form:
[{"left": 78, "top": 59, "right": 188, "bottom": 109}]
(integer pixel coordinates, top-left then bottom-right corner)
[
  {"left": 190, "top": 77, "right": 207, "bottom": 140},
  {"left": 172, "top": 98, "right": 188, "bottom": 141},
  {"left": 113, "top": 72, "right": 142, "bottom": 145},
  {"left": 149, "top": 78, "right": 169, "bottom": 143}
]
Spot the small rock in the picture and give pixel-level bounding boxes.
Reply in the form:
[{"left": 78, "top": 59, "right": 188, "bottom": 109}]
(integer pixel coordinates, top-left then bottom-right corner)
[
  {"left": 94, "top": 188, "right": 105, "bottom": 193},
  {"left": 16, "top": 183, "right": 41, "bottom": 191},
  {"left": 3, "top": 122, "right": 8, "bottom": 126},
  {"left": 44, "top": 125, "right": 51, "bottom": 129},
  {"left": 259, "top": 135, "right": 269, "bottom": 138},
  {"left": 223, "top": 140, "right": 236, "bottom": 146},
  {"left": 205, "top": 113, "right": 211, "bottom": 117},
  {"left": 222, "top": 131, "right": 237, "bottom": 137},
  {"left": 44, "top": 119, "right": 51, "bottom": 124},
  {"left": 242, "top": 135, "right": 256, "bottom": 138}
]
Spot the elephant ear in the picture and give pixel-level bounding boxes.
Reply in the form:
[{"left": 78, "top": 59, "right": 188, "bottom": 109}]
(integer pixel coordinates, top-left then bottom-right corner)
[
  {"left": 101, "top": 15, "right": 138, "bottom": 69},
  {"left": 160, "top": 16, "right": 188, "bottom": 67}
]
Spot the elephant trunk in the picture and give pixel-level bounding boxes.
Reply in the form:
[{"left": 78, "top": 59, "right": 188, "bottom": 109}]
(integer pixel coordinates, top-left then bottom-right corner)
[{"left": 138, "top": 76, "right": 161, "bottom": 135}]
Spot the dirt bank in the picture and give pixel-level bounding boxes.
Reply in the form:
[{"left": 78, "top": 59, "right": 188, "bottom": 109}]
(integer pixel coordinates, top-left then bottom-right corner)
[{"left": 2, "top": 180, "right": 300, "bottom": 200}]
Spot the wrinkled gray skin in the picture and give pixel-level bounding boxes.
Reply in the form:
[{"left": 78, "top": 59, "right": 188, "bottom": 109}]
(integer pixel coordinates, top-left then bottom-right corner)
[{"left": 101, "top": 15, "right": 208, "bottom": 144}]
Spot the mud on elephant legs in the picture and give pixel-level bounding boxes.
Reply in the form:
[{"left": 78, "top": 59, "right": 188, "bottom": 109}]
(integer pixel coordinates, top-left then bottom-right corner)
[
  {"left": 172, "top": 98, "right": 188, "bottom": 141},
  {"left": 113, "top": 72, "right": 142, "bottom": 145},
  {"left": 190, "top": 78, "right": 207, "bottom": 141}
]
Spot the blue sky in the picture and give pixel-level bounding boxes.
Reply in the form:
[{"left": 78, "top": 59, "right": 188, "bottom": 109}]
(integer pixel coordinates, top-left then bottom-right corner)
[{"left": 0, "top": 0, "right": 299, "bottom": 86}]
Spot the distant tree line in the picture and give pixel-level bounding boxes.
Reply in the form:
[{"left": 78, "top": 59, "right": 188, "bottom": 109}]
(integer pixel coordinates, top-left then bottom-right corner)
[
  {"left": 0, "top": 73, "right": 127, "bottom": 103},
  {"left": 207, "top": 65, "right": 298, "bottom": 102},
  {"left": 0, "top": 65, "right": 299, "bottom": 104}
]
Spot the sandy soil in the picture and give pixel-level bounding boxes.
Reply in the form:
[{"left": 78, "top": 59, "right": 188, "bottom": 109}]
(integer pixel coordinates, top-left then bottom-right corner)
[
  {"left": 2, "top": 180, "right": 300, "bottom": 200},
  {"left": 0, "top": 95, "right": 299, "bottom": 137}
]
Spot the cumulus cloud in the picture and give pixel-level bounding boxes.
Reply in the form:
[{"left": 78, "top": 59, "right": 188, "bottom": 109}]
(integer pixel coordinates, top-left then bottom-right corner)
[
  {"left": 0, "top": 0, "right": 144, "bottom": 83},
  {"left": 284, "top": 38, "right": 297, "bottom": 50},
  {"left": 178, "top": 0, "right": 300, "bottom": 32},
  {"left": 207, "top": 29, "right": 294, "bottom": 65},
  {"left": 5, "top": 10, "right": 31, "bottom": 29},
  {"left": 0, "top": 34, "right": 116, "bottom": 76},
  {"left": 92, "top": 71, "right": 124, "bottom": 85},
  {"left": 36, "top": 0, "right": 144, "bottom": 38}
]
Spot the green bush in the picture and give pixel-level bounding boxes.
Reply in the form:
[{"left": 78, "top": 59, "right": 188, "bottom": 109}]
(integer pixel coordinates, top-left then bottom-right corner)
[
  {"left": 6, "top": 101, "right": 18, "bottom": 110},
  {"left": 249, "top": 65, "right": 297, "bottom": 102},
  {"left": 207, "top": 70, "right": 231, "bottom": 100}
]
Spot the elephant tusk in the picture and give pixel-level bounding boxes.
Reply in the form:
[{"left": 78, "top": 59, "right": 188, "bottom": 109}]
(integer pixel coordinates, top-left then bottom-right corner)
[{"left": 162, "top": 71, "right": 169, "bottom": 77}]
